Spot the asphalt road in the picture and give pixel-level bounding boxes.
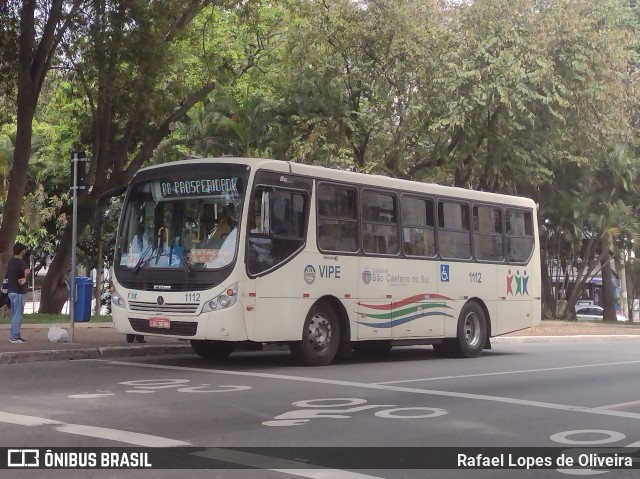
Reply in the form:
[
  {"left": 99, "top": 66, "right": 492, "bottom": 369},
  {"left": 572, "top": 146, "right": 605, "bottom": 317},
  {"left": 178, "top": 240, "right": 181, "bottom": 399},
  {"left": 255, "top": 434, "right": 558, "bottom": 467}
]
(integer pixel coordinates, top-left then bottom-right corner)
[{"left": 1, "top": 340, "right": 639, "bottom": 478}]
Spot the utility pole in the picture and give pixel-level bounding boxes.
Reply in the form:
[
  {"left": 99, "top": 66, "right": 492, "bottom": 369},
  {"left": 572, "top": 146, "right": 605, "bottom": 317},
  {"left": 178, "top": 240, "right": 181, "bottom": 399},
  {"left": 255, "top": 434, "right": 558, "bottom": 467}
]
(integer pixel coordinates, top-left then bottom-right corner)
[{"left": 69, "top": 151, "right": 86, "bottom": 342}]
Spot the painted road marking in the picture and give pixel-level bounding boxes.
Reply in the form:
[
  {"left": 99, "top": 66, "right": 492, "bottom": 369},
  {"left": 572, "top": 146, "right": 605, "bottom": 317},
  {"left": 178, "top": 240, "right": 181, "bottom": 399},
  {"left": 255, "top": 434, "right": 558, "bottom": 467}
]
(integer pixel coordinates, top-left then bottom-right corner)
[
  {"left": 193, "top": 448, "right": 386, "bottom": 479},
  {"left": 68, "top": 378, "right": 252, "bottom": 399},
  {"left": 550, "top": 429, "right": 640, "bottom": 476},
  {"left": 0, "top": 412, "right": 61, "bottom": 427},
  {"left": 0, "top": 410, "right": 189, "bottom": 447},
  {"left": 550, "top": 430, "right": 626, "bottom": 445},
  {"left": 374, "top": 360, "right": 640, "bottom": 385},
  {"left": 589, "top": 399, "right": 640, "bottom": 411},
  {"left": 0, "top": 410, "right": 385, "bottom": 479},
  {"left": 263, "top": 398, "right": 448, "bottom": 426},
  {"left": 108, "top": 360, "right": 640, "bottom": 421},
  {"left": 55, "top": 424, "right": 189, "bottom": 447}
]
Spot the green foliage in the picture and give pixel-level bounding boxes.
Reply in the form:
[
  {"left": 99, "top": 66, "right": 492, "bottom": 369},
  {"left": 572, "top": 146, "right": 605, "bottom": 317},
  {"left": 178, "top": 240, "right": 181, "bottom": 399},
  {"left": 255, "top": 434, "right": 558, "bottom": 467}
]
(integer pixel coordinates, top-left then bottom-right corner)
[{"left": 2, "top": 0, "right": 640, "bottom": 318}]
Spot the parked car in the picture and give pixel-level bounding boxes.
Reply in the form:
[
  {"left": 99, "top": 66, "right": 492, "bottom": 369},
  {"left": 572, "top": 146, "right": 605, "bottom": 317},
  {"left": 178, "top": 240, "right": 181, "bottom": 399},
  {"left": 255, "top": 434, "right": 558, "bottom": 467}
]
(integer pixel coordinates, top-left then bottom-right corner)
[{"left": 575, "top": 305, "right": 627, "bottom": 322}]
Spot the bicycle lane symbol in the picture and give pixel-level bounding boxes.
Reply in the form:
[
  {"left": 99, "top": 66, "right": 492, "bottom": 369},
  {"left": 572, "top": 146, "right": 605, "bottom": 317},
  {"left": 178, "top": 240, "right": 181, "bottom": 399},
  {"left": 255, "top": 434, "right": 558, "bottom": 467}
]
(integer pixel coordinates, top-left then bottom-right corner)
[
  {"left": 68, "top": 379, "right": 251, "bottom": 398},
  {"left": 263, "top": 398, "right": 448, "bottom": 427},
  {"left": 550, "top": 429, "right": 640, "bottom": 475}
]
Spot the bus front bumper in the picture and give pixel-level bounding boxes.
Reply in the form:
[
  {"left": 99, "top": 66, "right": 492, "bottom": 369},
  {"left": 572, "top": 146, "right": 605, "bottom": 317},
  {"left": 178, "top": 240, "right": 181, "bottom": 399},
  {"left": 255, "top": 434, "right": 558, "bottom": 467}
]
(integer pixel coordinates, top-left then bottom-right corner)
[{"left": 111, "top": 302, "right": 249, "bottom": 342}]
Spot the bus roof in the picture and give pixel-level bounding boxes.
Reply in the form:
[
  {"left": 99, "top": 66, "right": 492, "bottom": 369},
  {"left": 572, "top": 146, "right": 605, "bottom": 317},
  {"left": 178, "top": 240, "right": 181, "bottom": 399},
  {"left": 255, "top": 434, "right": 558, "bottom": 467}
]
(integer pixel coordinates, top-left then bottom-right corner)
[{"left": 136, "top": 157, "right": 536, "bottom": 209}]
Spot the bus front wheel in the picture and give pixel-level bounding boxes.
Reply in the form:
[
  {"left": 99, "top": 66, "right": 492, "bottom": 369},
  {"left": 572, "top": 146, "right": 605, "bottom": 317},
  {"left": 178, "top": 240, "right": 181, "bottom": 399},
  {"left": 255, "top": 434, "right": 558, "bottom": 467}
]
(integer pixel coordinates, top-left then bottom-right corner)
[
  {"left": 190, "top": 340, "right": 235, "bottom": 360},
  {"left": 449, "top": 301, "right": 487, "bottom": 358},
  {"left": 290, "top": 302, "right": 340, "bottom": 366}
]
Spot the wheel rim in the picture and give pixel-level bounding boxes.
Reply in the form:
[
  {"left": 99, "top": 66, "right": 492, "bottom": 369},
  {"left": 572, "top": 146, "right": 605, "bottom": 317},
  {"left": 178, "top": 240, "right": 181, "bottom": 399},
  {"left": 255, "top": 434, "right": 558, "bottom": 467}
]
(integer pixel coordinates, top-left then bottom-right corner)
[
  {"left": 463, "top": 312, "right": 482, "bottom": 348},
  {"left": 307, "top": 313, "right": 332, "bottom": 353}
]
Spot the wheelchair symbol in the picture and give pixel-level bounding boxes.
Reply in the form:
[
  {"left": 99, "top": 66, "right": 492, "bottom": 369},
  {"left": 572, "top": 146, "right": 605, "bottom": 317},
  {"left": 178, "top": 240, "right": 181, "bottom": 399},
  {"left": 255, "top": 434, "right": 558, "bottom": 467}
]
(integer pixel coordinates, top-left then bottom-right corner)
[{"left": 440, "top": 264, "right": 449, "bottom": 282}]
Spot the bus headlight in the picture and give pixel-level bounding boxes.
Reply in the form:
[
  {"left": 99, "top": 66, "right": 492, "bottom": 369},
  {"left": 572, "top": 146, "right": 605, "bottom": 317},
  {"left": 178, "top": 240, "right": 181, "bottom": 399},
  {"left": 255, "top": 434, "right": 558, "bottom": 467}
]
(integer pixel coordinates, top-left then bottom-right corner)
[
  {"left": 205, "top": 299, "right": 217, "bottom": 311},
  {"left": 112, "top": 291, "right": 126, "bottom": 309},
  {"left": 203, "top": 283, "right": 238, "bottom": 313}
]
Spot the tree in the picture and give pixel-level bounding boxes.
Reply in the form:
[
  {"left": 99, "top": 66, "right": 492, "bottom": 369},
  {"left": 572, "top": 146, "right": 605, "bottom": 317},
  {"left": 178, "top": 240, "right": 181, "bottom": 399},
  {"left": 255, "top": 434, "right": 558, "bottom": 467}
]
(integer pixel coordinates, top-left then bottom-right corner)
[
  {"left": 0, "top": 0, "right": 84, "bottom": 284},
  {"left": 39, "top": 1, "right": 276, "bottom": 312},
  {"left": 276, "top": 0, "right": 450, "bottom": 173}
]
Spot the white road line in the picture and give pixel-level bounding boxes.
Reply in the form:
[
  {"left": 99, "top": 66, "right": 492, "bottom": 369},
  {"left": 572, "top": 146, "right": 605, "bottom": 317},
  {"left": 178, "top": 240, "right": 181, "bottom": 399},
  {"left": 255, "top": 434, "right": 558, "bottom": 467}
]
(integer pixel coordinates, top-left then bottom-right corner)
[
  {"left": 0, "top": 411, "right": 61, "bottom": 426},
  {"left": 55, "top": 424, "right": 190, "bottom": 447},
  {"left": 0, "top": 411, "right": 383, "bottom": 479},
  {"left": 107, "top": 360, "right": 640, "bottom": 421},
  {"left": 590, "top": 399, "right": 640, "bottom": 411},
  {"left": 195, "top": 449, "right": 385, "bottom": 479},
  {"left": 374, "top": 360, "right": 640, "bottom": 385},
  {"left": 0, "top": 410, "right": 190, "bottom": 447}
]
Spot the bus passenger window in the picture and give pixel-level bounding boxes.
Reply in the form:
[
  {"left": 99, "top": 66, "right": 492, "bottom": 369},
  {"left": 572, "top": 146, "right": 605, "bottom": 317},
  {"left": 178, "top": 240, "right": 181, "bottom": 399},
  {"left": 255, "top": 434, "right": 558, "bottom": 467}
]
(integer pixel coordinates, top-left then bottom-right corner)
[
  {"left": 473, "top": 205, "right": 504, "bottom": 262},
  {"left": 401, "top": 196, "right": 435, "bottom": 257},
  {"left": 362, "top": 190, "right": 399, "bottom": 255},
  {"left": 316, "top": 183, "right": 358, "bottom": 253},
  {"left": 506, "top": 209, "right": 534, "bottom": 263},
  {"left": 437, "top": 201, "right": 471, "bottom": 259}
]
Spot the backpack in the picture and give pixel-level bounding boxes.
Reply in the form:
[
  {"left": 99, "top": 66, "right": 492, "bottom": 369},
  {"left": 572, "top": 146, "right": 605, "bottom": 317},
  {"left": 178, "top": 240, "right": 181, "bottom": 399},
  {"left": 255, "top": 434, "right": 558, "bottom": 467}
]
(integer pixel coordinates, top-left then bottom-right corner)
[{"left": 0, "top": 275, "right": 8, "bottom": 308}]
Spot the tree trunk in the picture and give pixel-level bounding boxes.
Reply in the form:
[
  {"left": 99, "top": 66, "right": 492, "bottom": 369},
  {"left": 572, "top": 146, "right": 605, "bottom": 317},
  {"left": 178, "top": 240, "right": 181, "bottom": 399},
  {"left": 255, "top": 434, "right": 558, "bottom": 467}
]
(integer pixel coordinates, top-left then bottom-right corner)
[
  {"left": 540, "top": 252, "right": 556, "bottom": 319},
  {"left": 0, "top": 0, "right": 37, "bottom": 279},
  {"left": 39, "top": 218, "right": 74, "bottom": 313},
  {"left": 0, "top": 103, "right": 35, "bottom": 277},
  {"left": 94, "top": 220, "right": 104, "bottom": 314},
  {"left": 600, "top": 236, "right": 616, "bottom": 321}
]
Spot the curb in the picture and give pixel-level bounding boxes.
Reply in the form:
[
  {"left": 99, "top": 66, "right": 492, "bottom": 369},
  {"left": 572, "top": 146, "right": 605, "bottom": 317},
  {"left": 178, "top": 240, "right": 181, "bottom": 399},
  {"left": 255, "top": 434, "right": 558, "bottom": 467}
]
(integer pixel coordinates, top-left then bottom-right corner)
[
  {"left": 0, "top": 344, "right": 194, "bottom": 365},
  {"left": 494, "top": 335, "right": 640, "bottom": 343}
]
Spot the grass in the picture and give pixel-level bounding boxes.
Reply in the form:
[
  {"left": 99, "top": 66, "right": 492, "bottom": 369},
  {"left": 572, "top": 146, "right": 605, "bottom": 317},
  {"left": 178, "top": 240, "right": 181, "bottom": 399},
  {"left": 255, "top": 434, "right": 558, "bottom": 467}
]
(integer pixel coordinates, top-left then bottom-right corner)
[{"left": 0, "top": 313, "right": 112, "bottom": 325}]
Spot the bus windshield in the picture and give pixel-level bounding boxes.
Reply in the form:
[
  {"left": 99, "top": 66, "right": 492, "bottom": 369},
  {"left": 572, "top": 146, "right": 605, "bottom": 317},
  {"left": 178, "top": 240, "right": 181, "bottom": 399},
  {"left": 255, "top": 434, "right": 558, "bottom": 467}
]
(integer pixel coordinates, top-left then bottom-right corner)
[{"left": 117, "top": 176, "right": 244, "bottom": 272}]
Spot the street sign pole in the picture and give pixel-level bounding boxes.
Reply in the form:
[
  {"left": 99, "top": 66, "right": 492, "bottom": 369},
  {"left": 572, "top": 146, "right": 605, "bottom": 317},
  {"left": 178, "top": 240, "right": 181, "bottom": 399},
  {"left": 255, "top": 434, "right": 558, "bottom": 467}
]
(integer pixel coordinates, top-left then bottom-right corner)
[{"left": 69, "top": 151, "right": 86, "bottom": 342}]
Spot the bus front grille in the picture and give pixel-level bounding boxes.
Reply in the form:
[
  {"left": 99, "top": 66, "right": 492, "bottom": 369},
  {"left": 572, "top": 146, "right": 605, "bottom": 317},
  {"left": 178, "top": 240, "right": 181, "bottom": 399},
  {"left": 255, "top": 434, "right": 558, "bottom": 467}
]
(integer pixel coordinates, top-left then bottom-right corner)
[
  {"left": 128, "top": 301, "right": 198, "bottom": 314},
  {"left": 129, "top": 318, "right": 198, "bottom": 336}
]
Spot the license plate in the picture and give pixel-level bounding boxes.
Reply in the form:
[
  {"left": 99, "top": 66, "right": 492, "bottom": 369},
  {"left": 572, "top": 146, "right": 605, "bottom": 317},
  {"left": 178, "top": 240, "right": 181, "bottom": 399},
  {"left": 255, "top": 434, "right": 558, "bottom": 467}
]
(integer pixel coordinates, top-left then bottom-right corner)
[{"left": 148, "top": 318, "right": 170, "bottom": 329}]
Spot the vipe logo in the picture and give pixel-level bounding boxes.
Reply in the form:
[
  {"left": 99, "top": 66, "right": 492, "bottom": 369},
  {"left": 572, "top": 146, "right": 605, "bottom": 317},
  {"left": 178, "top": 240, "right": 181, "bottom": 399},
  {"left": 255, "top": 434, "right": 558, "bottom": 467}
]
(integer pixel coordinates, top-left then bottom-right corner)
[
  {"left": 8, "top": 449, "right": 39, "bottom": 467},
  {"left": 361, "top": 271, "right": 372, "bottom": 285}
]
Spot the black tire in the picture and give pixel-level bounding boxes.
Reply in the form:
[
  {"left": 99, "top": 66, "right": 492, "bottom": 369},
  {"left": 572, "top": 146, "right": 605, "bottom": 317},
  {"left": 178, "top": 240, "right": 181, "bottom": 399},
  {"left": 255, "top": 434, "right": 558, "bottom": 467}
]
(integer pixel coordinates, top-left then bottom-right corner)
[
  {"left": 290, "top": 302, "right": 340, "bottom": 366},
  {"left": 190, "top": 340, "right": 235, "bottom": 360},
  {"left": 352, "top": 340, "right": 392, "bottom": 356},
  {"left": 125, "top": 334, "right": 136, "bottom": 343},
  {"left": 449, "top": 301, "right": 487, "bottom": 358}
]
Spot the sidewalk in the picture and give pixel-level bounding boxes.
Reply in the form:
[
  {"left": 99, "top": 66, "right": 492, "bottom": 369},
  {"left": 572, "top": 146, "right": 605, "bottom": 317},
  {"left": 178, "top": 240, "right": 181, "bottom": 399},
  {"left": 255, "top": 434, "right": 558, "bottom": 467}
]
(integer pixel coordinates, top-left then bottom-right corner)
[
  {"left": 0, "top": 322, "right": 192, "bottom": 364},
  {"left": 1, "top": 320, "right": 639, "bottom": 365}
]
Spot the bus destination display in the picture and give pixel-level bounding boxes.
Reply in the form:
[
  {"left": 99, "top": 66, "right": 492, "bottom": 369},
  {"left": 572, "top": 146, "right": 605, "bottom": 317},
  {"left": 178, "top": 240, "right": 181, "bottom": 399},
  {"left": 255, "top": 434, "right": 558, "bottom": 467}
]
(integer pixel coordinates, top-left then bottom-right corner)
[{"left": 158, "top": 177, "right": 239, "bottom": 198}]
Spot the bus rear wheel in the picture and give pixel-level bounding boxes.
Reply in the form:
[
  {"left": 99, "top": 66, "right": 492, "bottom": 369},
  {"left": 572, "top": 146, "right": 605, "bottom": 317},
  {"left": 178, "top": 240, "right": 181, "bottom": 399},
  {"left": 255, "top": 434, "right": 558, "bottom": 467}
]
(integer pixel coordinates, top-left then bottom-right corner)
[
  {"left": 190, "top": 340, "right": 235, "bottom": 360},
  {"left": 290, "top": 302, "right": 340, "bottom": 366},
  {"left": 449, "top": 301, "right": 487, "bottom": 358}
]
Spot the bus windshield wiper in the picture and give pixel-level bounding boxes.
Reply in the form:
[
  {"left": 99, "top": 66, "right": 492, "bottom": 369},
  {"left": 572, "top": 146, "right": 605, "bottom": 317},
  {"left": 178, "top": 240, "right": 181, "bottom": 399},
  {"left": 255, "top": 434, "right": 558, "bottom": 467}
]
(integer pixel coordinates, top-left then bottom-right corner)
[
  {"left": 178, "top": 253, "right": 194, "bottom": 276},
  {"left": 132, "top": 242, "right": 155, "bottom": 275}
]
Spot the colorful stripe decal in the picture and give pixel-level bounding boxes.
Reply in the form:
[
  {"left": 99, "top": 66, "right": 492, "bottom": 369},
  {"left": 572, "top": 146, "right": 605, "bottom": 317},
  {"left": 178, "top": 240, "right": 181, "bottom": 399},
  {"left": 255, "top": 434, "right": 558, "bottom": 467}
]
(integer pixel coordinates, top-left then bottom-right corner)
[
  {"left": 357, "top": 293, "right": 455, "bottom": 329},
  {"left": 361, "top": 303, "right": 449, "bottom": 320},
  {"left": 359, "top": 311, "right": 454, "bottom": 329},
  {"left": 357, "top": 293, "right": 450, "bottom": 311}
]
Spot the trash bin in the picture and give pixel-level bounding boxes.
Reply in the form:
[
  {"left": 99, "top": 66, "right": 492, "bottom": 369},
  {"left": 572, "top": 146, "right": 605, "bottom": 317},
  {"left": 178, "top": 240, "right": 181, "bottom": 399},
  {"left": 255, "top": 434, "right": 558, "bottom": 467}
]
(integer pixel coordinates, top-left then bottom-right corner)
[{"left": 69, "top": 277, "right": 93, "bottom": 322}]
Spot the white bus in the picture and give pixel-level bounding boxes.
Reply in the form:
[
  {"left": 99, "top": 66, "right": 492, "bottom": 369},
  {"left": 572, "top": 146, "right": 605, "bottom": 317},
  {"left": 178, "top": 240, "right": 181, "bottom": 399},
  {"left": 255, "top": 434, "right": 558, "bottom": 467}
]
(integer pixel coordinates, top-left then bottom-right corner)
[{"left": 111, "top": 157, "right": 541, "bottom": 365}]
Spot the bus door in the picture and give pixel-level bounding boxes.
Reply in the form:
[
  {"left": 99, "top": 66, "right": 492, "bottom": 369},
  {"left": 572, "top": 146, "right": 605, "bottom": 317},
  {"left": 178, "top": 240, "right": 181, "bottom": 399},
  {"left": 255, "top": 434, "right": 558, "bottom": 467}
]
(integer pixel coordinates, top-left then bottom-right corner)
[
  {"left": 247, "top": 172, "right": 313, "bottom": 341},
  {"left": 391, "top": 195, "right": 444, "bottom": 338}
]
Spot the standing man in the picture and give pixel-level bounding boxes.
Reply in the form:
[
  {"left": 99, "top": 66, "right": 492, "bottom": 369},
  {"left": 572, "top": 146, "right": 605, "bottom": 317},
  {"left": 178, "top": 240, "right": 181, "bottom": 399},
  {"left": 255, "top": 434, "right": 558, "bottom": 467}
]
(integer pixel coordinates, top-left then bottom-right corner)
[{"left": 7, "top": 242, "right": 30, "bottom": 343}]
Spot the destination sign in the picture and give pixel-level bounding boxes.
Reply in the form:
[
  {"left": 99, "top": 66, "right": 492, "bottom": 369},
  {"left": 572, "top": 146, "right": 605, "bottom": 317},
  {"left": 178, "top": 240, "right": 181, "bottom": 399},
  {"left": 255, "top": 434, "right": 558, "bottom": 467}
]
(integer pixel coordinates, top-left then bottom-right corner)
[{"left": 158, "top": 178, "right": 239, "bottom": 198}]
